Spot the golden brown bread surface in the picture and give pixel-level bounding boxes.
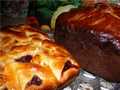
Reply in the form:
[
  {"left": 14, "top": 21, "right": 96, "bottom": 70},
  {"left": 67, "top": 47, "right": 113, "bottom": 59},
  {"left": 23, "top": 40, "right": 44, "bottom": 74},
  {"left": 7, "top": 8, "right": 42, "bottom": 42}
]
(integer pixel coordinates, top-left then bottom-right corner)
[
  {"left": 0, "top": 25, "right": 80, "bottom": 90},
  {"left": 54, "top": 3, "right": 120, "bottom": 82}
]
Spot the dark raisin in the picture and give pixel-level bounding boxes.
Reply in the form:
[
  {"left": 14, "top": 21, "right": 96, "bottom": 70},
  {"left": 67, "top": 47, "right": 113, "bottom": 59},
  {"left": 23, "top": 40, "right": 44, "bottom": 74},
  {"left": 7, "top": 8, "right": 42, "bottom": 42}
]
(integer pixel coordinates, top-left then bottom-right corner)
[
  {"left": 62, "top": 61, "right": 75, "bottom": 72},
  {"left": 15, "top": 55, "right": 32, "bottom": 63},
  {"left": 27, "top": 75, "right": 42, "bottom": 86},
  {"left": 3, "top": 87, "right": 8, "bottom": 90}
]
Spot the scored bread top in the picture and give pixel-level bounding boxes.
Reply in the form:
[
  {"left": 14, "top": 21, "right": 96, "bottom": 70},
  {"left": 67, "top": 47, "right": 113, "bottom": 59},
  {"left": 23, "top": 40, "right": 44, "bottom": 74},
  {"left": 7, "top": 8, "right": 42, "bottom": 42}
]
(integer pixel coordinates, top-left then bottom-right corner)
[{"left": 0, "top": 25, "right": 80, "bottom": 90}]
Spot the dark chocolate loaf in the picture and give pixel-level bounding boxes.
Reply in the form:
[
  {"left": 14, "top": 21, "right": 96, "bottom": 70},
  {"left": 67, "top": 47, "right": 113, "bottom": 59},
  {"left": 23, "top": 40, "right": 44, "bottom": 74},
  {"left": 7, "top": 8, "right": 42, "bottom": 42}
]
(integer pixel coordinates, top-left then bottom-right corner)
[{"left": 54, "top": 3, "right": 120, "bottom": 82}]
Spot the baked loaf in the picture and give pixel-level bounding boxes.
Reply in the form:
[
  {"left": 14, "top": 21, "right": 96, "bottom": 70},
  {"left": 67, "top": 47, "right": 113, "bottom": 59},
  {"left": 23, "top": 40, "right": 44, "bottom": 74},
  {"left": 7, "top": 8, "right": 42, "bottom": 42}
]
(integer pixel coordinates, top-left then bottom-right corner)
[
  {"left": 0, "top": 25, "right": 80, "bottom": 90},
  {"left": 54, "top": 3, "right": 120, "bottom": 82}
]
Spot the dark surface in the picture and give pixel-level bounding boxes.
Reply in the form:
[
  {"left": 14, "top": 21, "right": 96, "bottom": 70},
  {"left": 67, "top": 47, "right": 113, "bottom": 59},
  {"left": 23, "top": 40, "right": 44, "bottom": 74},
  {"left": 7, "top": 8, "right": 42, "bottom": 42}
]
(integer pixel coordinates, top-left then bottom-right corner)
[
  {"left": 0, "top": 16, "right": 26, "bottom": 28},
  {"left": 0, "top": 0, "right": 28, "bottom": 28}
]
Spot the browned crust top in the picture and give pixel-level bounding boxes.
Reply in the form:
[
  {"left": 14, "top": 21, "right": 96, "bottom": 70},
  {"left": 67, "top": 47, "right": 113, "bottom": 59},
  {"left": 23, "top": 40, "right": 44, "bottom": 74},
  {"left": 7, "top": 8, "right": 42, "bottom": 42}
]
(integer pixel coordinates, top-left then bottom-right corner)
[{"left": 56, "top": 3, "right": 120, "bottom": 40}]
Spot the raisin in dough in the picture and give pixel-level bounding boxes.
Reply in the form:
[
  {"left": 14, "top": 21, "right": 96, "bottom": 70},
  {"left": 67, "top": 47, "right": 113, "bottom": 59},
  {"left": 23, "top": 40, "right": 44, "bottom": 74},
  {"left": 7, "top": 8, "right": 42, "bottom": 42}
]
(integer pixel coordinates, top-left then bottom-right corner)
[{"left": 0, "top": 25, "right": 80, "bottom": 90}]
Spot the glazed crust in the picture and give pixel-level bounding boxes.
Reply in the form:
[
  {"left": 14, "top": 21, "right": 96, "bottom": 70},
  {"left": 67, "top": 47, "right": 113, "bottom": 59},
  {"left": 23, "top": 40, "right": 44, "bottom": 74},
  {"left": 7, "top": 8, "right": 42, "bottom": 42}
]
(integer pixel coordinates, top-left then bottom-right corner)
[
  {"left": 56, "top": 3, "right": 120, "bottom": 40},
  {"left": 54, "top": 3, "right": 120, "bottom": 82},
  {"left": 0, "top": 25, "right": 80, "bottom": 90}
]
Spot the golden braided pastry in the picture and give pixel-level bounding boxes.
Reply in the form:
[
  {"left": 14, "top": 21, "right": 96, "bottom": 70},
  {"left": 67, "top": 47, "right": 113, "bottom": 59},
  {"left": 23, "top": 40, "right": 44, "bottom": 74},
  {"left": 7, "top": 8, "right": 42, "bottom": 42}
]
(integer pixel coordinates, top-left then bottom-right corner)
[{"left": 0, "top": 25, "right": 80, "bottom": 90}]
